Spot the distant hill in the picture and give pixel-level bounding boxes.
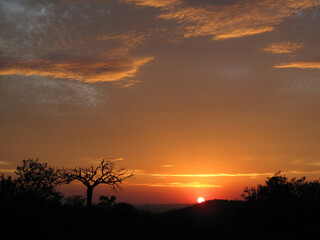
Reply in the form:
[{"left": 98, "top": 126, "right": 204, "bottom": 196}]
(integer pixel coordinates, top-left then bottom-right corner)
[
  {"left": 134, "top": 203, "right": 193, "bottom": 213},
  {"left": 2, "top": 198, "right": 320, "bottom": 239}
]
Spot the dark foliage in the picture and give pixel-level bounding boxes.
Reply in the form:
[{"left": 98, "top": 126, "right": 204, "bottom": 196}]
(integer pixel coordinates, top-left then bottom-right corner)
[
  {"left": 64, "top": 195, "right": 86, "bottom": 207},
  {"left": 1, "top": 166, "right": 320, "bottom": 239},
  {"left": 242, "top": 171, "right": 320, "bottom": 205},
  {"left": 98, "top": 195, "right": 116, "bottom": 208},
  {"left": 0, "top": 159, "right": 63, "bottom": 205}
]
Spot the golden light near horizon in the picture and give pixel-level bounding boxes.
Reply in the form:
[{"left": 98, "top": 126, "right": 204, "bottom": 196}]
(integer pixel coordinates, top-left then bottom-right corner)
[
  {"left": 1, "top": 0, "right": 320, "bottom": 205},
  {"left": 197, "top": 197, "right": 205, "bottom": 203}
]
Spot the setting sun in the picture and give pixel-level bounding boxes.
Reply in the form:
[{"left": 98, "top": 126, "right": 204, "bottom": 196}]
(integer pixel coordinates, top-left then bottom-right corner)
[{"left": 197, "top": 197, "right": 205, "bottom": 203}]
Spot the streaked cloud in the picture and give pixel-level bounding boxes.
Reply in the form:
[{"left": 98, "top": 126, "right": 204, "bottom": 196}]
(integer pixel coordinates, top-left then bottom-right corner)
[
  {"left": 161, "top": 164, "right": 173, "bottom": 168},
  {"left": 213, "top": 27, "right": 274, "bottom": 40},
  {"left": 138, "top": 170, "right": 320, "bottom": 178},
  {"left": 0, "top": 161, "right": 10, "bottom": 165},
  {"left": 79, "top": 157, "right": 125, "bottom": 163},
  {"left": 0, "top": 57, "right": 153, "bottom": 83},
  {"left": 127, "top": 0, "right": 320, "bottom": 40},
  {"left": 0, "top": 0, "right": 154, "bottom": 84},
  {"left": 124, "top": 0, "right": 180, "bottom": 8},
  {"left": 148, "top": 172, "right": 275, "bottom": 178},
  {"left": 306, "top": 162, "right": 320, "bottom": 166},
  {"left": 0, "top": 76, "right": 106, "bottom": 115},
  {"left": 0, "top": 169, "right": 15, "bottom": 173},
  {"left": 274, "top": 60, "right": 320, "bottom": 70},
  {"left": 263, "top": 42, "right": 305, "bottom": 54},
  {"left": 97, "top": 31, "right": 150, "bottom": 58},
  {"left": 127, "top": 182, "right": 222, "bottom": 188}
]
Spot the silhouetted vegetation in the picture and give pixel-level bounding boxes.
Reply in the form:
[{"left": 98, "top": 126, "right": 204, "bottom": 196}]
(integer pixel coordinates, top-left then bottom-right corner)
[
  {"left": 0, "top": 159, "right": 63, "bottom": 205},
  {"left": 62, "top": 159, "right": 133, "bottom": 207},
  {"left": 1, "top": 160, "right": 320, "bottom": 239}
]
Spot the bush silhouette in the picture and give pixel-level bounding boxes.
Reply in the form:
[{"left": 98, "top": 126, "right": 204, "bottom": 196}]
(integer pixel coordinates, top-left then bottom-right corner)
[
  {"left": 15, "top": 158, "right": 64, "bottom": 203},
  {"left": 242, "top": 171, "right": 320, "bottom": 205},
  {"left": 64, "top": 195, "right": 86, "bottom": 207},
  {"left": 0, "top": 159, "right": 63, "bottom": 204},
  {"left": 98, "top": 195, "right": 116, "bottom": 208},
  {"left": 2, "top": 164, "right": 320, "bottom": 239}
]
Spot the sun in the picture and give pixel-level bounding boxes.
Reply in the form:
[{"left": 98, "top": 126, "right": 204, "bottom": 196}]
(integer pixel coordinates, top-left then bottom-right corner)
[{"left": 197, "top": 197, "right": 205, "bottom": 203}]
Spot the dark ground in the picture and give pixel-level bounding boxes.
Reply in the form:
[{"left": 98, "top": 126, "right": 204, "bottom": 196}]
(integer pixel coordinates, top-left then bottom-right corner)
[{"left": 1, "top": 199, "right": 320, "bottom": 240}]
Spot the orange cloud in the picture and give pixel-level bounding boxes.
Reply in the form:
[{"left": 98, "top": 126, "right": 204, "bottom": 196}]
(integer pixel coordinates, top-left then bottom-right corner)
[
  {"left": 148, "top": 172, "right": 275, "bottom": 178},
  {"left": 161, "top": 164, "right": 173, "bottom": 168},
  {"left": 127, "top": 182, "right": 222, "bottom": 188},
  {"left": 0, "top": 169, "right": 15, "bottom": 173},
  {"left": 213, "top": 27, "right": 274, "bottom": 40},
  {"left": 124, "top": 0, "right": 180, "bottom": 8},
  {"left": 274, "top": 61, "right": 320, "bottom": 70},
  {"left": 97, "top": 32, "right": 148, "bottom": 58},
  {"left": 0, "top": 57, "right": 154, "bottom": 82},
  {"left": 130, "top": 0, "right": 320, "bottom": 40},
  {"left": 138, "top": 170, "right": 320, "bottom": 178},
  {"left": 263, "top": 42, "right": 305, "bottom": 54}
]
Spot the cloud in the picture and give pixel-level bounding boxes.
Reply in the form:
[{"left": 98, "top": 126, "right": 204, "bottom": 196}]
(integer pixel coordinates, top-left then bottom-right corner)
[
  {"left": 148, "top": 172, "right": 275, "bottom": 178},
  {"left": 0, "top": 169, "right": 15, "bottom": 173},
  {"left": 0, "top": 57, "right": 154, "bottom": 82},
  {"left": 138, "top": 170, "right": 320, "bottom": 178},
  {"left": 0, "top": 76, "right": 106, "bottom": 115},
  {"left": 97, "top": 31, "right": 150, "bottom": 58},
  {"left": 0, "top": 161, "right": 11, "bottom": 165},
  {"left": 161, "top": 164, "right": 173, "bottom": 168},
  {"left": 305, "top": 162, "right": 320, "bottom": 166},
  {"left": 263, "top": 42, "right": 305, "bottom": 54},
  {"left": 127, "top": 0, "right": 320, "bottom": 40},
  {"left": 0, "top": 0, "right": 154, "bottom": 83},
  {"left": 213, "top": 27, "right": 274, "bottom": 40},
  {"left": 274, "top": 60, "right": 320, "bottom": 70},
  {"left": 127, "top": 182, "right": 222, "bottom": 188},
  {"left": 123, "top": 0, "right": 180, "bottom": 8}
]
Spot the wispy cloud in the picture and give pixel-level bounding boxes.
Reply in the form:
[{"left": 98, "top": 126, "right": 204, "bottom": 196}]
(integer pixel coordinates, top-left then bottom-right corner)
[
  {"left": 127, "top": 0, "right": 320, "bottom": 40},
  {"left": 0, "top": 57, "right": 154, "bottom": 83},
  {"left": 263, "top": 42, "right": 305, "bottom": 54},
  {"left": 123, "top": 0, "right": 180, "bottom": 8},
  {"left": 213, "top": 27, "right": 274, "bottom": 40},
  {"left": 274, "top": 60, "right": 320, "bottom": 70},
  {"left": 161, "top": 165, "right": 173, "bottom": 168},
  {"left": 127, "top": 182, "right": 222, "bottom": 188},
  {"left": 0, "top": 161, "right": 11, "bottom": 165},
  {"left": 147, "top": 172, "right": 275, "bottom": 178},
  {"left": 0, "top": 169, "right": 15, "bottom": 173},
  {"left": 137, "top": 170, "right": 320, "bottom": 178},
  {"left": 97, "top": 31, "right": 151, "bottom": 58},
  {"left": 0, "top": 0, "right": 154, "bottom": 84},
  {"left": 79, "top": 157, "right": 125, "bottom": 164},
  {"left": 305, "top": 162, "right": 320, "bottom": 166}
]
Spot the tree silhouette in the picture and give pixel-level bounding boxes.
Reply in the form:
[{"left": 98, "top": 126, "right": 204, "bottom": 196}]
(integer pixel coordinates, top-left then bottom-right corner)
[
  {"left": 242, "top": 171, "right": 320, "bottom": 204},
  {"left": 15, "top": 158, "right": 63, "bottom": 202},
  {"left": 63, "top": 159, "right": 133, "bottom": 207}
]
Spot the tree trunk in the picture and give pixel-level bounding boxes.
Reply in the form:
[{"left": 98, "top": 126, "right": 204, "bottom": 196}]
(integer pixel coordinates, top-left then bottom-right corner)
[{"left": 86, "top": 186, "right": 94, "bottom": 207}]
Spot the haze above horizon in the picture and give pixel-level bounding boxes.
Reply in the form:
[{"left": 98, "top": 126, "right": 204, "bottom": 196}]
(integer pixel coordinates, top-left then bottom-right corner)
[{"left": 1, "top": 0, "right": 320, "bottom": 204}]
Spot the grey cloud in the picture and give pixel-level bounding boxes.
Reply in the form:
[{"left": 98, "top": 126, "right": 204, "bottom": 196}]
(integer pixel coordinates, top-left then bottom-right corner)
[
  {"left": 0, "top": 0, "right": 154, "bottom": 83},
  {"left": 0, "top": 76, "right": 106, "bottom": 115}
]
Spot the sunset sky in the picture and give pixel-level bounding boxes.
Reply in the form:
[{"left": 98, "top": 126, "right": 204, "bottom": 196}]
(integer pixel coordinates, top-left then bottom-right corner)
[{"left": 1, "top": 0, "right": 320, "bottom": 204}]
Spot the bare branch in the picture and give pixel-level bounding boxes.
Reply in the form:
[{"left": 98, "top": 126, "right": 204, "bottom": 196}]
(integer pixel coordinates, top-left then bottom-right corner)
[{"left": 62, "top": 159, "right": 134, "bottom": 207}]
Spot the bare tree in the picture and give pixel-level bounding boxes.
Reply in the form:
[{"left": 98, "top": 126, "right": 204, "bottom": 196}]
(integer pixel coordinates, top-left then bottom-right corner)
[{"left": 63, "top": 159, "right": 133, "bottom": 207}]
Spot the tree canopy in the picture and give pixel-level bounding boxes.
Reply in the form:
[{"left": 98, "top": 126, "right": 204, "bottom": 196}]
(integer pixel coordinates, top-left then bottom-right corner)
[{"left": 63, "top": 159, "right": 133, "bottom": 206}]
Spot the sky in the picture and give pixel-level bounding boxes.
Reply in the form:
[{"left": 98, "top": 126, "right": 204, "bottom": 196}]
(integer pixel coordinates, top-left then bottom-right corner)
[{"left": 1, "top": 0, "right": 320, "bottom": 204}]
